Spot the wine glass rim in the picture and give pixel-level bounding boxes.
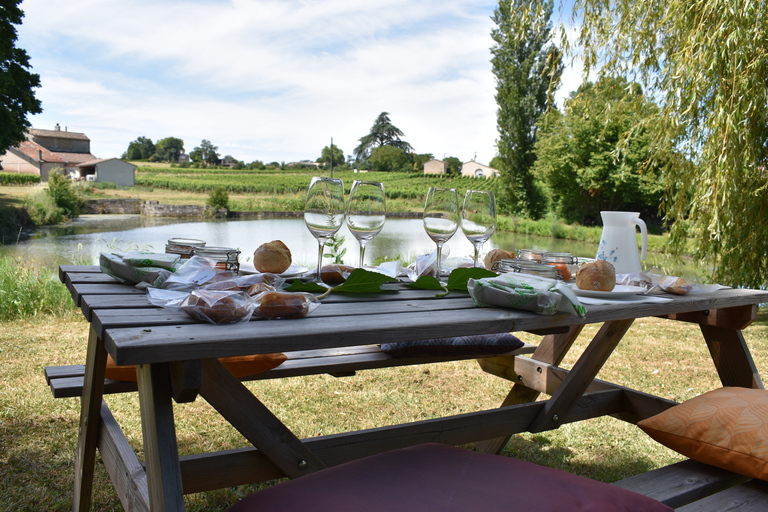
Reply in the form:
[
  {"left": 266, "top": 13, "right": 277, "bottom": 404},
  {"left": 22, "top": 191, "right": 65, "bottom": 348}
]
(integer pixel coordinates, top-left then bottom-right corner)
[
  {"left": 351, "top": 180, "right": 385, "bottom": 187},
  {"left": 309, "top": 176, "right": 344, "bottom": 186},
  {"left": 465, "top": 189, "right": 494, "bottom": 195},
  {"left": 428, "top": 187, "right": 457, "bottom": 192}
]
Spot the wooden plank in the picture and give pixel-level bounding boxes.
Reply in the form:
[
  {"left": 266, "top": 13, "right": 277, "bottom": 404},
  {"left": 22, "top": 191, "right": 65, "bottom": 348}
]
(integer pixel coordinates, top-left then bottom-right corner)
[
  {"left": 97, "top": 401, "right": 151, "bottom": 512},
  {"left": 72, "top": 326, "right": 108, "bottom": 512},
  {"left": 612, "top": 459, "right": 750, "bottom": 508},
  {"left": 676, "top": 478, "right": 768, "bottom": 511},
  {"left": 60, "top": 265, "right": 100, "bottom": 282},
  {"left": 136, "top": 363, "right": 184, "bottom": 512},
  {"left": 701, "top": 325, "right": 765, "bottom": 389},
  {"left": 528, "top": 318, "right": 635, "bottom": 433},
  {"left": 199, "top": 358, "right": 326, "bottom": 478},
  {"left": 663, "top": 305, "right": 758, "bottom": 331},
  {"left": 66, "top": 272, "right": 121, "bottom": 287}
]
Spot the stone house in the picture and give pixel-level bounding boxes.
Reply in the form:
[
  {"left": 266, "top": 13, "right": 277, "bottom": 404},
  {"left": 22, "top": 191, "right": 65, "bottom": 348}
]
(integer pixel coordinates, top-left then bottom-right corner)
[
  {"left": 460, "top": 159, "right": 501, "bottom": 179},
  {"left": 423, "top": 158, "right": 448, "bottom": 175}
]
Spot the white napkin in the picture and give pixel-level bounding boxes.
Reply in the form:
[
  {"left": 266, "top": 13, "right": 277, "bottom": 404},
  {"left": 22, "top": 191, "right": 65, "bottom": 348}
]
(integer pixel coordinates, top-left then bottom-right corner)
[{"left": 576, "top": 295, "right": 673, "bottom": 305}]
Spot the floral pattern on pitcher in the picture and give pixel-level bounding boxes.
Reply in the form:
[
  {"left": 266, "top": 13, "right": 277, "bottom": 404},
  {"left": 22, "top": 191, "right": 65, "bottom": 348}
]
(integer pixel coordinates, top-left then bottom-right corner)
[{"left": 596, "top": 239, "right": 619, "bottom": 265}]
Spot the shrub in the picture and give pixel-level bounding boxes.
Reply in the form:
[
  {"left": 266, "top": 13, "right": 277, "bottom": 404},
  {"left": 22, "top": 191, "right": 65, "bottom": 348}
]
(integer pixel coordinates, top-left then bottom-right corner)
[
  {"left": 207, "top": 186, "right": 229, "bottom": 210},
  {"left": 46, "top": 169, "right": 87, "bottom": 217}
]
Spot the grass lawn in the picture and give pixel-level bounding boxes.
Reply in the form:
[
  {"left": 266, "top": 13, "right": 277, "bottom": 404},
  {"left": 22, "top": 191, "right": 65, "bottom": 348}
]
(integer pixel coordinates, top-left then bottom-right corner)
[{"left": 2, "top": 308, "right": 766, "bottom": 511}]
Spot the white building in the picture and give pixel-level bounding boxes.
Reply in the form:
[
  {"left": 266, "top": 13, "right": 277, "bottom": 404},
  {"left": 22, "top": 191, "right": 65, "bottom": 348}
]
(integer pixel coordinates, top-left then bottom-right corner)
[{"left": 460, "top": 160, "right": 501, "bottom": 179}]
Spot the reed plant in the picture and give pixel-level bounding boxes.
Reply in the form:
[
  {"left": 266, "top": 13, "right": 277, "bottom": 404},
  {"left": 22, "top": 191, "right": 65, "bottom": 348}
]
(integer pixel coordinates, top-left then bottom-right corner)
[{"left": 0, "top": 255, "right": 77, "bottom": 321}]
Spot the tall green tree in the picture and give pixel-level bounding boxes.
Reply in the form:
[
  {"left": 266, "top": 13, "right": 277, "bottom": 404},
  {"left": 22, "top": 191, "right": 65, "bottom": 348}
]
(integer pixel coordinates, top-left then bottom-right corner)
[
  {"left": 0, "top": 1, "right": 42, "bottom": 153},
  {"left": 444, "top": 157, "right": 462, "bottom": 175},
  {"left": 191, "top": 139, "right": 220, "bottom": 165},
  {"left": 318, "top": 144, "right": 344, "bottom": 168},
  {"left": 533, "top": 76, "right": 666, "bottom": 225},
  {"left": 491, "top": 0, "right": 563, "bottom": 218},
  {"left": 353, "top": 112, "right": 413, "bottom": 163},
  {"left": 572, "top": 0, "right": 768, "bottom": 288},
  {"left": 154, "top": 137, "right": 185, "bottom": 163},
  {"left": 369, "top": 145, "right": 410, "bottom": 172},
  {"left": 122, "top": 136, "right": 155, "bottom": 160}
]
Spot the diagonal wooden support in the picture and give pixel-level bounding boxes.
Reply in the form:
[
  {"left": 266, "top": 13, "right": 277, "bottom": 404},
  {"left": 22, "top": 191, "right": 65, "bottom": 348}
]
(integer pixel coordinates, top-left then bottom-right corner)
[
  {"left": 199, "top": 358, "right": 326, "bottom": 479},
  {"left": 475, "top": 324, "right": 584, "bottom": 454},
  {"left": 527, "top": 318, "right": 635, "bottom": 433}
]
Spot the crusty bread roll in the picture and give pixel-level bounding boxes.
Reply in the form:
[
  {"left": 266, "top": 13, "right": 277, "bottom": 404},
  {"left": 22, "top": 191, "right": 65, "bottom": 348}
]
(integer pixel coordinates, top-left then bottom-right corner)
[
  {"left": 320, "top": 264, "right": 356, "bottom": 285},
  {"left": 484, "top": 249, "right": 515, "bottom": 270},
  {"left": 575, "top": 260, "right": 616, "bottom": 291},
  {"left": 253, "top": 240, "right": 292, "bottom": 274},
  {"left": 258, "top": 291, "right": 311, "bottom": 319},
  {"left": 181, "top": 290, "right": 254, "bottom": 324}
]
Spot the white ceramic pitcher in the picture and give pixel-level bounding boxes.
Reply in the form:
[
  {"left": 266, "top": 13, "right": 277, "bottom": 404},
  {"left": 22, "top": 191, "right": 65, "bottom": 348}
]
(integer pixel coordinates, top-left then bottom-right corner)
[{"left": 596, "top": 211, "right": 647, "bottom": 274}]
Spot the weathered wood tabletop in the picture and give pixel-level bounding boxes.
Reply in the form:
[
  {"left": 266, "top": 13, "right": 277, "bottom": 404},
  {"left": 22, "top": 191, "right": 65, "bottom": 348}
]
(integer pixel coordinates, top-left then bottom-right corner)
[{"left": 60, "top": 265, "right": 768, "bottom": 512}]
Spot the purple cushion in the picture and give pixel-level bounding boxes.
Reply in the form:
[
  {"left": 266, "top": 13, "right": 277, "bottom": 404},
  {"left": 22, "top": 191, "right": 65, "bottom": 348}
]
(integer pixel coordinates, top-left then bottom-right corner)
[
  {"left": 226, "top": 443, "right": 673, "bottom": 512},
  {"left": 380, "top": 332, "right": 524, "bottom": 357}
]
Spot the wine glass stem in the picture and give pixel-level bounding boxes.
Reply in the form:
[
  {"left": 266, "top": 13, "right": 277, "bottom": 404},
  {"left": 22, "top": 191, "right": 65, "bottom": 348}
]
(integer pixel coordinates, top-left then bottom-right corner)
[
  {"left": 473, "top": 243, "right": 481, "bottom": 267},
  {"left": 358, "top": 240, "right": 367, "bottom": 268},
  {"left": 435, "top": 242, "right": 444, "bottom": 282},
  {"left": 316, "top": 241, "right": 325, "bottom": 282}
]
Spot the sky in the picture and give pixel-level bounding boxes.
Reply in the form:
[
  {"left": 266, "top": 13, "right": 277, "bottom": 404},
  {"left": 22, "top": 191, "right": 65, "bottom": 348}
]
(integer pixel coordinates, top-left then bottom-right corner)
[{"left": 16, "top": 0, "right": 583, "bottom": 166}]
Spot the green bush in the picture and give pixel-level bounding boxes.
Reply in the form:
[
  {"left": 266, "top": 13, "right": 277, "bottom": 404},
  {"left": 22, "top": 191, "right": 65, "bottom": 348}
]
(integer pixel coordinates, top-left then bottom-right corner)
[
  {"left": 0, "top": 172, "right": 40, "bottom": 185},
  {"left": 207, "top": 186, "right": 229, "bottom": 210},
  {"left": 24, "top": 190, "right": 65, "bottom": 225},
  {"left": 46, "top": 170, "right": 86, "bottom": 217}
]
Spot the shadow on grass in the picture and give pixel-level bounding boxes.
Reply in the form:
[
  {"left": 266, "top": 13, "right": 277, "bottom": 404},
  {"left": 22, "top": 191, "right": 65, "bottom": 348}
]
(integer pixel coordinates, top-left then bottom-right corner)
[{"left": 499, "top": 433, "right": 661, "bottom": 483}]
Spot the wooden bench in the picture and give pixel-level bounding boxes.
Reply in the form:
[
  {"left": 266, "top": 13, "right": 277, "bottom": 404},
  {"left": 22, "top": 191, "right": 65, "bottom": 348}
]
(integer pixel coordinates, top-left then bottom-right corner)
[
  {"left": 44, "top": 343, "right": 536, "bottom": 399},
  {"left": 613, "top": 458, "right": 768, "bottom": 511}
]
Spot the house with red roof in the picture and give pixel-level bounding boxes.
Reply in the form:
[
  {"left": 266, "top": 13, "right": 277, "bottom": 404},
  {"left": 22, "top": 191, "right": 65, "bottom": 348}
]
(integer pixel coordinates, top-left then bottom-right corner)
[{"left": 0, "top": 124, "right": 135, "bottom": 186}]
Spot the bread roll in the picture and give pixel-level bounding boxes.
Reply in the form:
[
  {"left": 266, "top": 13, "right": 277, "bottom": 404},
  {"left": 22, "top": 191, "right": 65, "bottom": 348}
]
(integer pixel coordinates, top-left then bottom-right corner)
[
  {"left": 253, "top": 240, "right": 292, "bottom": 274},
  {"left": 320, "top": 264, "right": 355, "bottom": 285},
  {"left": 181, "top": 290, "right": 254, "bottom": 324},
  {"left": 258, "top": 291, "right": 311, "bottom": 319},
  {"left": 575, "top": 260, "right": 616, "bottom": 291},
  {"left": 484, "top": 249, "right": 515, "bottom": 270}
]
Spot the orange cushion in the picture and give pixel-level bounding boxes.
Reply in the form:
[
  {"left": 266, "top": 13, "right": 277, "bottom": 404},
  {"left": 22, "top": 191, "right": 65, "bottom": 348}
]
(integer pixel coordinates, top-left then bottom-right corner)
[
  {"left": 105, "top": 353, "right": 287, "bottom": 381},
  {"left": 638, "top": 387, "right": 768, "bottom": 481}
]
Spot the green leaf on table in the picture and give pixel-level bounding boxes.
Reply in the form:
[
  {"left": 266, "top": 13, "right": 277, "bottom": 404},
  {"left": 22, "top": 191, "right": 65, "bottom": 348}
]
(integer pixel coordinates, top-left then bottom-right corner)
[
  {"left": 331, "top": 268, "right": 397, "bottom": 294},
  {"left": 407, "top": 275, "right": 445, "bottom": 290},
  {"left": 284, "top": 280, "right": 329, "bottom": 293},
  {"left": 445, "top": 267, "right": 497, "bottom": 293}
]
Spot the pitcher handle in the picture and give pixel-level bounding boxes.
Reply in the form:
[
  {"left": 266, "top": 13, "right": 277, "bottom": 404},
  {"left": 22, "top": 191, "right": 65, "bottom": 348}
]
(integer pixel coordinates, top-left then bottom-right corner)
[{"left": 634, "top": 218, "right": 647, "bottom": 261}]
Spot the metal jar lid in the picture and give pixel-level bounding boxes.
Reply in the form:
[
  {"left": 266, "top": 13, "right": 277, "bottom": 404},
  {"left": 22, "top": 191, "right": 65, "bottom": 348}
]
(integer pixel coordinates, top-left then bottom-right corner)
[
  {"left": 517, "top": 248, "right": 547, "bottom": 262},
  {"left": 165, "top": 238, "right": 206, "bottom": 256},
  {"left": 491, "top": 258, "right": 564, "bottom": 280}
]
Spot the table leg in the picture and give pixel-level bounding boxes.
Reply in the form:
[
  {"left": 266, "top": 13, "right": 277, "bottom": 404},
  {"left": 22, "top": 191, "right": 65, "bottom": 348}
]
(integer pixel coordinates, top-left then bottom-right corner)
[
  {"left": 476, "top": 324, "right": 585, "bottom": 454},
  {"left": 701, "top": 325, "right": 765, "bottom": 389},
  {"left": 528, "top": 318, "right": 634, "bottom": 433},
  {"left": 73, "top": 326, "right": 107, "bottom": 512},
  {"left": 136, "top": 363, "right": 185, "bottom": 512},
  {"left": 199, "top": 358, "right": 327, "bottom": 478}
]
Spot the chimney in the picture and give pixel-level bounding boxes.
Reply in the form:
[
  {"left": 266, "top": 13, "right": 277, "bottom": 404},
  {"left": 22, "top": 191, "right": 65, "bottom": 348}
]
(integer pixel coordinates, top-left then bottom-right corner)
[
  {"left": 37, "top": 150, "right": 43, "bottom": 161},
  {"left": 55, "top": 123, "right": 60, "bottom": 131}
]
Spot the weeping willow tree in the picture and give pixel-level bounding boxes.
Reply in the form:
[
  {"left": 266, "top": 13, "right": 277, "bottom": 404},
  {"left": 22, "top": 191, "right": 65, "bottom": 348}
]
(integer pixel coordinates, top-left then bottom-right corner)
[{"left": 570, "top": 0, "right": 768, "bottom": 288}]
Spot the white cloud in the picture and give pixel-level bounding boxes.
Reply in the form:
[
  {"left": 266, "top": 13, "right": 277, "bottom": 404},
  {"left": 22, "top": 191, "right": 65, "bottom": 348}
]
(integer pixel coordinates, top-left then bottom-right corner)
[{"left": 17, "top": 0, "right": 578, "bottom": 165}]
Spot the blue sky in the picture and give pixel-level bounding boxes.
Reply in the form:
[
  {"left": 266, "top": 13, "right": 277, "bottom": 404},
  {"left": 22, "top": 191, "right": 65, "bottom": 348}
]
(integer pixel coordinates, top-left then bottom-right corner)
[{"left": 16, "top": 0, "right": 583, "bottom": 165}]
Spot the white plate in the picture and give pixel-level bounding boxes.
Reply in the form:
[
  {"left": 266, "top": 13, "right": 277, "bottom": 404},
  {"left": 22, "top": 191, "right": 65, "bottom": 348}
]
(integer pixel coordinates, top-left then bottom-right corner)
[
  {"left": 239, "top": 263, "right": 309, "bottom": 277},
  {"left": 570, "top": 284, "right": 646, "bottom": 298}
]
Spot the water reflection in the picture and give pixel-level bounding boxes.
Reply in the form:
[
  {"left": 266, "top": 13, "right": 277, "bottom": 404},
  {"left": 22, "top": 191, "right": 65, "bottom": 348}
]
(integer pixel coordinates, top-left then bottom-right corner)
[{"left": 1, "top": 215, "right": 700, "bottom": 278}]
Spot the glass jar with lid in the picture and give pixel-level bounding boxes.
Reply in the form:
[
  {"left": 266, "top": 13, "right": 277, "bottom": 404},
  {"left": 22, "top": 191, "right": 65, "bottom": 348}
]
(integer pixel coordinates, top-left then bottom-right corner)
[
  {"left": 192, "top": 246, "right": 241, "bottom": 272},
  {"left": 517, "top": 248, "right": 547, "bottom": 262},
  {"left": 541, "top": 252, "right": 578, "bottom": 281},
  {"left": 165, "top": 238, "right": 206, "bottom": 258},
  {"left": 491, "top": 258, "right": 563, "bottom": 280}
]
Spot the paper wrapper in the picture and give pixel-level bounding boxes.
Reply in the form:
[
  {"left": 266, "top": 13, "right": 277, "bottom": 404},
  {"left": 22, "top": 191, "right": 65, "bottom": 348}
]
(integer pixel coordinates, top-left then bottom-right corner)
[{"left": 468, "top": 273, "right": 586, "bottom": 318}]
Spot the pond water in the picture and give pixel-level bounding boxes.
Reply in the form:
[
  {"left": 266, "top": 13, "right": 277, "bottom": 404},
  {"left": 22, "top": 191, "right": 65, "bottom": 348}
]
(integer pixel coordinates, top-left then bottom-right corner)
[{"left": 1, "top": 215, "right": 701, "bottom": 278}]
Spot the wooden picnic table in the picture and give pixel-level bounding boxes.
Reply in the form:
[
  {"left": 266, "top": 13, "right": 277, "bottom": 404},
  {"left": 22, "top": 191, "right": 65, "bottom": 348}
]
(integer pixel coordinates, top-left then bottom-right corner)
[{"left": 59, "top": 265, "right": 768, "bottom": 512}]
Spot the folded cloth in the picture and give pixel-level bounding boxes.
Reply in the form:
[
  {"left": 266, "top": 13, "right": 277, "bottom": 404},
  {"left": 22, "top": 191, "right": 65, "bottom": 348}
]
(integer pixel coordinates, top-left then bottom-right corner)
[{"left": 468, "top": 273, "right": 586, "bottom": 318}]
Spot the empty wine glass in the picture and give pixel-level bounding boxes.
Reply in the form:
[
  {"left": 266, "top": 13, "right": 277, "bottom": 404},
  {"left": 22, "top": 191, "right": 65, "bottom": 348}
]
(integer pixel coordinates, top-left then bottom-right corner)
[
  {"left": 461, "top": 190, "right": 497, "bottom": 267},
  {"left": 304, "top": 177, "right": 345, "bottom": 281},
  {"left": 346, "top": 180, "right": 386, "bottom": 268},
  {"left": 423, "top": 187, "right": 459, "bottom": 280}
]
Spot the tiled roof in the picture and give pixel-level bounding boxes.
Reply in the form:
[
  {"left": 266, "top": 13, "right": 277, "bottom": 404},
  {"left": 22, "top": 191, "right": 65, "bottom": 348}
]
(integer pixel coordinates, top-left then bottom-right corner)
[
  {"left": 28, "top": 128, "right": 90, "bottom": 141},
  {"left": 14, "top": 140, "right": 65, "bottom": 163},
  {"left": 51, "top": 151, "right": 98, "bottom": 165}
]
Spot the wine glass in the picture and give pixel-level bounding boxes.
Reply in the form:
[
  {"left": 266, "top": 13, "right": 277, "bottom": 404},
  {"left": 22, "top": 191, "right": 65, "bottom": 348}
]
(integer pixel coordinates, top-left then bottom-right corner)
[
  {"left": 461, "top": 190, "right": 497, "bottom": 267},
  {"left": 346, "top": 180, "right": 386, "bottom": 268},
  {"left": 423, "top": 187, "right": 459, "bottom": 280},
  {"left": 304, "top": 177, "right": 346, "bottom": 281}
]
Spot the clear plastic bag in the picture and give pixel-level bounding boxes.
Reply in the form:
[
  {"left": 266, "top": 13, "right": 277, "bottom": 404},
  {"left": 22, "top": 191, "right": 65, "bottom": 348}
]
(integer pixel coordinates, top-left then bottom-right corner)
[
  {"left": 180, "top": 289, "right": 257, "bottom": 324},
  {"left": 252, "top": 291, "right": 320, "bottom": 319}
]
